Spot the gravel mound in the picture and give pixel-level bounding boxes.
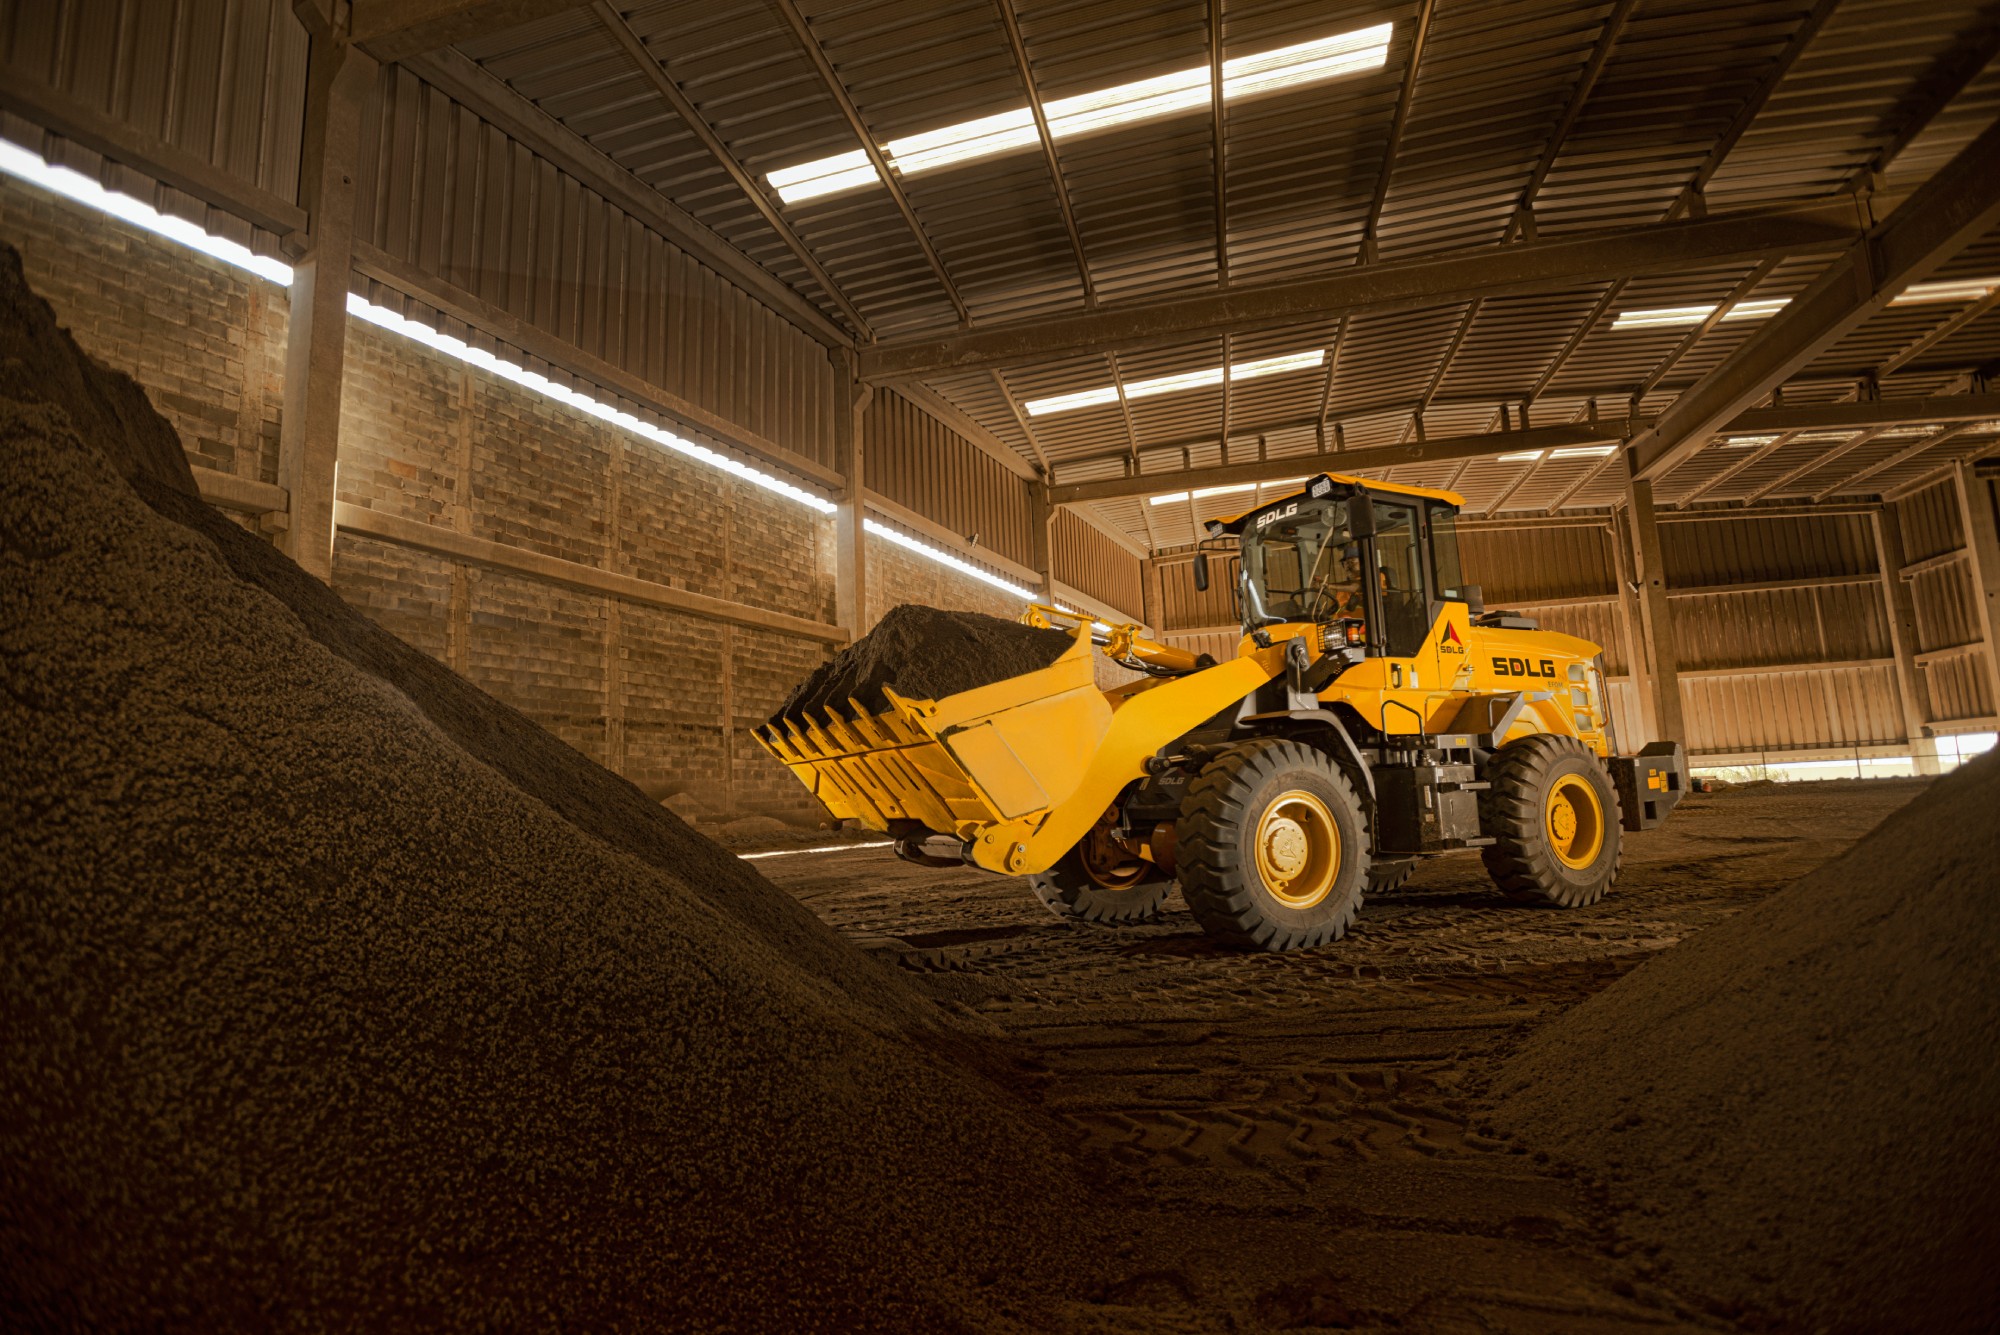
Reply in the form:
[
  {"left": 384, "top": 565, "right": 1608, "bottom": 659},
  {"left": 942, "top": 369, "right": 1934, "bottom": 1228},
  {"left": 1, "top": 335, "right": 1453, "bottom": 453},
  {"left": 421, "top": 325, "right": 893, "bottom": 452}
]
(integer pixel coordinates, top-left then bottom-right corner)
[
  {"left": 1492, "top": 751, "right": 2000, "bottom": 1333},
  {"left": 774, "top": 603, "right": 1074, "bottom": 727},
  {"left": 0, "top": 251, "right": 1078, "bottom": 1329}
]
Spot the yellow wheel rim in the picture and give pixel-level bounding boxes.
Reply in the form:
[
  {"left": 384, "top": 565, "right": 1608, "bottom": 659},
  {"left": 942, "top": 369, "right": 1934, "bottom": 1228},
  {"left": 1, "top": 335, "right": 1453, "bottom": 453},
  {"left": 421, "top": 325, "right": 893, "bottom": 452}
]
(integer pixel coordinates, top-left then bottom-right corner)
[
  {"left": 1546, "top": 774, "right": 1605, "bottom": 871},
  {"left": 1253, "top": 789, "right": 1341, "bottom": 909}
]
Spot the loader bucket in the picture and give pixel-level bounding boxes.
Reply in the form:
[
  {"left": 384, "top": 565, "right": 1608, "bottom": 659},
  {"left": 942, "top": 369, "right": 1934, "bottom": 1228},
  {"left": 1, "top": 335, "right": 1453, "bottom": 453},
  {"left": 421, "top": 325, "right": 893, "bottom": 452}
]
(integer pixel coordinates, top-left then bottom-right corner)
[{"left": 755, "top": 624, "right": 1113, "bottom": 841}]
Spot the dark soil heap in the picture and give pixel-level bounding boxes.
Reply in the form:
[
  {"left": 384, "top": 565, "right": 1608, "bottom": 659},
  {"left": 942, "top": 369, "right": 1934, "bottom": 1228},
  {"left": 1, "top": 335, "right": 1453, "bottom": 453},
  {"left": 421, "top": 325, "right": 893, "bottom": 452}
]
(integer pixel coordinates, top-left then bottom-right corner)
[
  {"left": 1493, "top": 750, "right": 2000, "bottom": 1334},
  {"left": 774, "top": 603, "right": 1074, "bottom": 727},
  {"left": 0, "top": 246, "right": 1079, "bottom": 1330}
]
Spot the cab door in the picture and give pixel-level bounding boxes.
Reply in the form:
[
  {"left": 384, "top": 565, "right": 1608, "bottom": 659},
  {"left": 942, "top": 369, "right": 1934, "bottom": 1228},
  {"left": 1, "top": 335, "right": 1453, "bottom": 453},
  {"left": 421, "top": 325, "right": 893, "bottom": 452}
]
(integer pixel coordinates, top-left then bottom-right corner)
[{"left": 1363, "top": 497, "right": 1448, "bottom": 731}]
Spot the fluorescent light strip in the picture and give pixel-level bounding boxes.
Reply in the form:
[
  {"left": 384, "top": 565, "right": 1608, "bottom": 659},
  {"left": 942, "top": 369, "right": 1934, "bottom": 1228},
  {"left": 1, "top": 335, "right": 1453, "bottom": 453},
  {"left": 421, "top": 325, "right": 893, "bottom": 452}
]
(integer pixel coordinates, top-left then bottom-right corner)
[
  {"left": 343, "top": 297, "right": 834, "bottom": 513},
  {"left": 739, "top": 840, "right": 895, "bottom": 859},
  {"left": 1890, "top": 277, "right": 1998, "bottom": 305},
  {"left": 1148, "top": 477, "right": 1305, "bottom": 506},
  {"left": 1497, "top": 449, "right": 1545, "bottom": 462},
  {"left": 0, "top": 138, "right": 834, "bottom": 514},
  {"left": 864, "top": 518, "right": 1039, "bottom": 601},
  {"left": 1611, "top": 297, "right": 1791, "bottom": 330},
  {"left": 1548, "top": 444, "right": 1616, "bottom": 459},
  {"left": 0, "top": 138, "right": 296, "bottom": 284},
  {"left": 1026, "top": 349, "right": 1325, "bottom": 417},
  {"left": 1720, "top": 434, "right": 1778, "bottom": 448},
  {"left": 769, "top": 23, "right": 1393, "bottom": 203}
]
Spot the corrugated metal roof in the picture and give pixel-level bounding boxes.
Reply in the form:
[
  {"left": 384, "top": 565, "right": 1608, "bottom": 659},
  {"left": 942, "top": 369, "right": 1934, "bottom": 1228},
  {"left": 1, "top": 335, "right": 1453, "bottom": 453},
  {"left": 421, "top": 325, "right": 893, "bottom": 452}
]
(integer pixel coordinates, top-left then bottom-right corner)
[{"left": 444, "top": 0, "right": 2000, "bottom": 550}]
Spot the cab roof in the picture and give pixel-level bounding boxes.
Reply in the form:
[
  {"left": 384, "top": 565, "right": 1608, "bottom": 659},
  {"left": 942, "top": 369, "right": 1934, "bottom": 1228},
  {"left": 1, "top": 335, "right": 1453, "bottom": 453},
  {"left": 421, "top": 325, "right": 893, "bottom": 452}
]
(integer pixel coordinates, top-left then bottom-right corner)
[{"left": 1205, "top": 473, "right": 1466, "bottom": 536}]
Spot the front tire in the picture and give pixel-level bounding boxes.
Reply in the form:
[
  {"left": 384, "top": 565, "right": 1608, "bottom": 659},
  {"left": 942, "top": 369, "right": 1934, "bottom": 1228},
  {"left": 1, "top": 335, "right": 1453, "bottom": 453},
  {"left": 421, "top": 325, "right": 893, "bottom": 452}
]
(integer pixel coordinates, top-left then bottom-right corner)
[
  {"left": 1176, "top": 739, "right": 1370, "bottom": 952},
  {"left": 1479, "top": 734, "right": 1623, "bottom": 907},
  {"left": 1029, "top": 838, "right": 1170, "bottom": 924}
]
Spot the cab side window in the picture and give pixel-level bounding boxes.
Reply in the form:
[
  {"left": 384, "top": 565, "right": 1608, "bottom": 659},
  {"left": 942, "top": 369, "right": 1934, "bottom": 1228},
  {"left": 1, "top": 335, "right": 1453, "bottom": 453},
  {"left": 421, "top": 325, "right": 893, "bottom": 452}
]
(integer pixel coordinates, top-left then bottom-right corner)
[{"left": 1370, "top": 500, "right": 1430, "bottom": 657}]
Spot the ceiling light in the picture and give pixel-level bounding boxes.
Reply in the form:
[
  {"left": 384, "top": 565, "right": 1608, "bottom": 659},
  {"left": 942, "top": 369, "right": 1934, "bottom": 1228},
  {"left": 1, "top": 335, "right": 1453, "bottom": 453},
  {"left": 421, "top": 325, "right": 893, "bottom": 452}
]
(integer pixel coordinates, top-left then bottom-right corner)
[
  {"left": 1147, "top": 478, "right": 1304, "bottom": 506},
  {"left": 1719, "top": 435, "right": 1777, "bottom": 448},
  {"left": 1612, "top": 297, "right": 1791, "bottom": 330},
  {"left": 1890, "top": 277, "right": 1998, "bottom": 305},
  {"left": 769, "top": 23, "right": 1393, "bottom": 203},
  {"left": 1549, "top": 444, "right": 1616, "bottom": 459},
  {"left": 1497, "top": 449, "right": 1545, "bottom": 462},
  {"left": 1026, "top": 349, "right": 1324, "bottom": 417}
]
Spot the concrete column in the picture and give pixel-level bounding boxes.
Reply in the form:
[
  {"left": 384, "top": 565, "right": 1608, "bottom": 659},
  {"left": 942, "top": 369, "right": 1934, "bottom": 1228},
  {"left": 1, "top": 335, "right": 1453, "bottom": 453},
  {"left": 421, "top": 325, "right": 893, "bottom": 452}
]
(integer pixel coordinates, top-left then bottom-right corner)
[
  {"left": 278, "top": 30, "right": 375, "bottom": 580},
  {"left": 1622, "top": 476, "right": 1686, "bottom": 745},
  {"left": 1870, "top": 505, "right": 1930, "bottom": 746},
  {"left": 1028, "top": 480, "right": 1055, "bottom": 604},
  {"left": 1953, "top": 461, "right": 2000, "bottom": 711},
  {"left": 831, "top": 348, "right": 872, "bottom": 637}
]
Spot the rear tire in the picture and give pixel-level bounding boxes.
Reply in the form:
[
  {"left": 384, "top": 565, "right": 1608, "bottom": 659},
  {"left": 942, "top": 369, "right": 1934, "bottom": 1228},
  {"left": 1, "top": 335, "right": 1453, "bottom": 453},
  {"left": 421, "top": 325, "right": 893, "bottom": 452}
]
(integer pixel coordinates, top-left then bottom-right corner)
[
  {"left": 1029, "top": 845, "right": 1170, "bottom": 924},
  {"left": 1176, "top": 739, "right": 1369, "bottom": 952},
  {"left": 1479, "top": 734, "right": 1623, "bottom": 907}
]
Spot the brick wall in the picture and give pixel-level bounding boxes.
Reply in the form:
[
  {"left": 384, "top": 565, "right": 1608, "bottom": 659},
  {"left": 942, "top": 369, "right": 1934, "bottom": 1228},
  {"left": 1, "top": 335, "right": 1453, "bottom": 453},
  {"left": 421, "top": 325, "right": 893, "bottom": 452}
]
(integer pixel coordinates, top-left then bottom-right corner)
[{"left": 4, "top": 178, "right": 1057, "bottom": 824}]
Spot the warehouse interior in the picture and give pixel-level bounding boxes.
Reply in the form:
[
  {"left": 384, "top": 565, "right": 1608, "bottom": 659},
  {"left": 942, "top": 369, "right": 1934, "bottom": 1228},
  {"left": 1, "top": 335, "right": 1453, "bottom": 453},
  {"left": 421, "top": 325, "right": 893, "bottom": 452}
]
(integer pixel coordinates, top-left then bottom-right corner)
[{"left": 3, "top": 0, "right": 1998, "bottom": 1331}]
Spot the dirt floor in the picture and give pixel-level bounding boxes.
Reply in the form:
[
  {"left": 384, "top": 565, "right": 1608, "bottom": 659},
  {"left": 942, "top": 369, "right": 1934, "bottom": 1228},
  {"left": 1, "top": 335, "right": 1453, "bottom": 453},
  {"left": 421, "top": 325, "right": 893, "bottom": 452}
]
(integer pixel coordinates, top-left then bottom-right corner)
[{"left": 757, "top": 778, "right": 1931, "bottom": 1333}]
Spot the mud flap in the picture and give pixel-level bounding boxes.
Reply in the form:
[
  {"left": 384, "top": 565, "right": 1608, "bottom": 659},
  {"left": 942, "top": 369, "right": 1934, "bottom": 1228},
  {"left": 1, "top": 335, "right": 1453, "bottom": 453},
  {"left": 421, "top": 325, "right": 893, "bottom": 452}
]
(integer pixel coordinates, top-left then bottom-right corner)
[{"left": 1608, "top": 741, "right": 1688, "bottom": 831}]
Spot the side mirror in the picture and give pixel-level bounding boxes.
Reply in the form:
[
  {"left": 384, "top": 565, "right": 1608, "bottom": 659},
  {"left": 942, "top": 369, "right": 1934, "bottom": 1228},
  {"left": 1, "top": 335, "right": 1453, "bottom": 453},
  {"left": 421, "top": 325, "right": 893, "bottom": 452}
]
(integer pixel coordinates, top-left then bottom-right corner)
[
  {"left": 1463, "top": 583, "right": 1485, "bottom": 616},
  {"left": 1192, "top": 551, "right": 1210, "bottom": 592},
  {"left": 1348, "top": 493, "right": 1376, "bottom": 539}
]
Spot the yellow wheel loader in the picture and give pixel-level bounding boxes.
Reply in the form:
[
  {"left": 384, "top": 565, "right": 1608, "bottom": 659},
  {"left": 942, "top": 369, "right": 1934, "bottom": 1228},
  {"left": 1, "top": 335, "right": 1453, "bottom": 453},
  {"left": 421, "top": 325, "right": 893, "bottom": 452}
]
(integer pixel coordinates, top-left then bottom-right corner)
[{"left": 756, "top": 473, "right": 1687, "bottom": 952}]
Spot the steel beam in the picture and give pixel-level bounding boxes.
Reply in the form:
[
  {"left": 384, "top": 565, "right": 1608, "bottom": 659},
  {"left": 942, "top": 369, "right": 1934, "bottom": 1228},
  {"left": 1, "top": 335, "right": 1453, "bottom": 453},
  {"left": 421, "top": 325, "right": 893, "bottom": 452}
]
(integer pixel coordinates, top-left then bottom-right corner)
[
  {"left": 1626, "top": 116, "right": 2000, "bottom": 482},
  {"left": 1954, "top": 460, "right": 2000, "bottom": 710},
  {"left": 590, "top": 2, "right": 871, "bottom": 337},
  {"left": 771, "top": 0, "right": 968, "bottom": 324},
  {"left": 1871, "top": 506, "right": 1931, "bottom": 741},
  {"left": 1049, "top": 422, "right": 1631, "bottom": 506},
  {"left": 995, "top": 0, "right": 1094, "bottom": 306},
  {"left": 855, "top": 197, "right": 1877, "bottom": 381},
  {"left": 351, "top": 0, "right": 585, "bottom": 62},
  {"left": 1043, "top": 394, "right": 2000, "bottom": 504}
]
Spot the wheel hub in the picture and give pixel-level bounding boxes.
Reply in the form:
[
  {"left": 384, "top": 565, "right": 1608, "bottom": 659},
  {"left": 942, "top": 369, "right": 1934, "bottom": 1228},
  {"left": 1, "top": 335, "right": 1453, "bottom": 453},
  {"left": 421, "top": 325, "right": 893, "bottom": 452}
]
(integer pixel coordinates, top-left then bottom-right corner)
[
  {"left": 1253, "top": 790, "right": 1340, "bottom": 909},
  {"left": 1545, "top": 774, "right": 1605, "bottom": 871},
  {"left": 1262, "top": 817, "right": 1308, "bottom": 876}
]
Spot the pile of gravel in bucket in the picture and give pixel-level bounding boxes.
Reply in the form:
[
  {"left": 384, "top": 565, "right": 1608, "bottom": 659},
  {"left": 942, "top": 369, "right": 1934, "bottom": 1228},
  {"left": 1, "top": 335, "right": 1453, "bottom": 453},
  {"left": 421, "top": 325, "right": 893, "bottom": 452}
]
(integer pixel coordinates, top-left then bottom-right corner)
[{"left": 773, "top": 603, "right": 1075, "bottom": 728}]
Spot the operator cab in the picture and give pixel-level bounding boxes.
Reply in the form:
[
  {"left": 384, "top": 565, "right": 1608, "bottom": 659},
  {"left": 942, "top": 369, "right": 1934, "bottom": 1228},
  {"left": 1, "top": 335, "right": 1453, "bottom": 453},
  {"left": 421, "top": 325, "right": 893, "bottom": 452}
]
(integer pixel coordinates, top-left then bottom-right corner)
[{"left": 1193, "top": 473, "right": 1470, "bottom": 659}]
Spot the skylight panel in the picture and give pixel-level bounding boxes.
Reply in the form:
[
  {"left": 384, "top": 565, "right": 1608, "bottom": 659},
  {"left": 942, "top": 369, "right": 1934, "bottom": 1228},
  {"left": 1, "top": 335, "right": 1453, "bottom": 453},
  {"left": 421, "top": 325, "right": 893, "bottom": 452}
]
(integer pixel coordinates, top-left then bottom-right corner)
[
  {"left": 1147, "top": 478, "right": 1304, "bottom": 506},
  {"left": 1025, "top": 349, "right": 1325, "bottom": 417},
  {"left": 1889, "top": 277, "right": 1999, "bottom": 305},
  {"left": 1497, "top": 449, "right": 1546, "bottom": 462},
  {"left": 1719, "top": 435, "right": 1778, "bottom": 448},
  {"left": 768, "top": 23, "right": 1393, "bottom": 203},
  {"left": 1611, "top": 297, "right": 1790, "bottom": 330}
]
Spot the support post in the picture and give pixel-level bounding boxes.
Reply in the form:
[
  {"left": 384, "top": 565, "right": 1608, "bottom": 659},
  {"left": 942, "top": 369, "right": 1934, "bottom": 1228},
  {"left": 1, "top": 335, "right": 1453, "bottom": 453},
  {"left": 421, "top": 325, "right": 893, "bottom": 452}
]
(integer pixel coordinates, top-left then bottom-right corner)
[
  {"left": 1609, "top": 506, "right": 1657, "bottom": 744},
  {"left": 1622, "top": 477, "right": 1686, "bottom": 744},
  {"left": 278, "top": 29, "right": 375, "bottom": 580},
  {"left": 1870, "top": 506, "right": 1930, "bottom": 748},
  {"left": 832, "top": 348, "right": 872, "bottom": 638},
  {"left": 1953, "top": 461, "right": 2000, "bottom": 711},
  {"left": 1140, "top": 556, "right": 1165, "bottom": 636},
  {"left": 1028, "top": 480, "right": 1056, "bottom": 604}
]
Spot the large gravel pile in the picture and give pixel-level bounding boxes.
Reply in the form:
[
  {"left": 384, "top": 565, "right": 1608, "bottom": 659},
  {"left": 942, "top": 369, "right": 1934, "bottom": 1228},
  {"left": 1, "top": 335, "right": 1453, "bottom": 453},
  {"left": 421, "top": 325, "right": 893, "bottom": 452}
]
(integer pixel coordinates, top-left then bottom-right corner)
[
  {"left": 0, "top": 246, "right": 1078, "bottom": 1330},
  {"left": 773, "top": 603, "right": 1075, "bottom": 727},
  {"left": 1493, "top": 750, "right": 2000, "bottom": 1333}
]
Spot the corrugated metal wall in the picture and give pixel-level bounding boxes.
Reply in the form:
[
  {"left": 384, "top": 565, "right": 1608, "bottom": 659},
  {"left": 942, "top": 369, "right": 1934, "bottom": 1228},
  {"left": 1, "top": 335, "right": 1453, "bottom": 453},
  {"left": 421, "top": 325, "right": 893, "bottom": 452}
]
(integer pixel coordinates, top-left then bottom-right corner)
[
  {"left": 1895, "top": 476, "right": 1995, "bottom": 724},
  {"left": 0, "top": 0, "right": 306, "bottom": 249},
  {"left": 1157, "top": 548, "right": 1243, "bottom": 632},
  {"left": 1051, "top": 510, "right": 1142, "bottom": 622},
  {"left": 355, "top": 63, "right": 837, "bottom": 469},
  {"left": 864, "top": 387, "right": 1032, "bottom": 567}
]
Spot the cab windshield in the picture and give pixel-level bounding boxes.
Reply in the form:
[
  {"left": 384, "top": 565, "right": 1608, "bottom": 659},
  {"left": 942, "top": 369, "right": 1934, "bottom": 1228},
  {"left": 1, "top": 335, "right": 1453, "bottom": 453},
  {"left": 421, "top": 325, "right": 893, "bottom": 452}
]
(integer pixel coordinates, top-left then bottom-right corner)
[{"left": 1239, "top": 498, "right": 1360, "bottom": 625}]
